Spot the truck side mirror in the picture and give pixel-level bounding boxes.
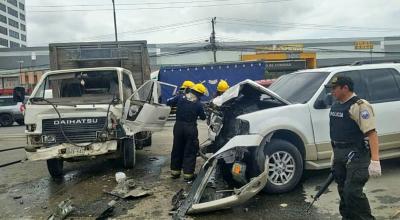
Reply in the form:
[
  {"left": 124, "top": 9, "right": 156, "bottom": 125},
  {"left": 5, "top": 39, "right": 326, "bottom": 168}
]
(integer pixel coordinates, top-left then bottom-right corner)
[{"left": 13, "top": 87, "right": 25, "bottom": 102}]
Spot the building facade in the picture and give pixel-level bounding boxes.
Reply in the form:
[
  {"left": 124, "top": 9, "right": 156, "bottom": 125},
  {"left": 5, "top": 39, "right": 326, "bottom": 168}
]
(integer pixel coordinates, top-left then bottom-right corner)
[
  {"left": 0, "top": 0, "right": 26, "bottom": 48},
  {"left": 0, "top": 36, "right": 399, "bottom": 90}
]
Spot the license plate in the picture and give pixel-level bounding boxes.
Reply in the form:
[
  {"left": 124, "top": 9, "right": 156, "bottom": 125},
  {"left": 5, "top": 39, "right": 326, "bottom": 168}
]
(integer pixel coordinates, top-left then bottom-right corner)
[{"left": 65, "top": 147, "right": 85, "bottom": 155}]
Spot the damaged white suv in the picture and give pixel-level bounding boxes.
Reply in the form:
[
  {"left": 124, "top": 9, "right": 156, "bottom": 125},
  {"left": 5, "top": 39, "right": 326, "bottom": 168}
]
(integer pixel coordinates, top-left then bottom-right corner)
[
  {"left": 24, "top": 67, "right": 175, "bottom": 177},
  {"left": 174, "top": 63, "right": 400, "bottom": 215}
]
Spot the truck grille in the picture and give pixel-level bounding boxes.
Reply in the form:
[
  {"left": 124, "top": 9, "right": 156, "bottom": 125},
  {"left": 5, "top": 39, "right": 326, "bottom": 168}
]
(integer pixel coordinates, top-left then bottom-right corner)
[{"left": 42, "top": 117, "right": 107, "bottom": 144}]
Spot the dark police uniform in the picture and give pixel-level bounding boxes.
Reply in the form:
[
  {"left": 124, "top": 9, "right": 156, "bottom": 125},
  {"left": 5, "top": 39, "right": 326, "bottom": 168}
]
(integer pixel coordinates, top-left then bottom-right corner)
[
  {"left": 167, "top": 92, "right": 206, "bottom": 178},
  {"left": 330, "top": 94, "right": 376, "bottom": 220}
]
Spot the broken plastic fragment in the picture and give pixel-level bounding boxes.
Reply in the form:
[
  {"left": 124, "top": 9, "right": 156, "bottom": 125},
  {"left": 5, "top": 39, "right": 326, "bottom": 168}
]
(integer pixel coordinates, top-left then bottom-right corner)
[
  {"left": 280, "top": 203, "right": 288, "bottom": 208},
  {"left": 48, "top": 199, "right": 74, "bottom": 220}
]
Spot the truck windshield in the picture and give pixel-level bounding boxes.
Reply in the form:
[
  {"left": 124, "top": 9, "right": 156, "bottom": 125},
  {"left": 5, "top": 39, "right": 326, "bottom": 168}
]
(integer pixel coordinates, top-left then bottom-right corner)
[
  {"left": 32, "top": 70, "right": 119, "bottom": 103},
  {"left": 269, "top": 71, "right": 330, "bottom": 103}
]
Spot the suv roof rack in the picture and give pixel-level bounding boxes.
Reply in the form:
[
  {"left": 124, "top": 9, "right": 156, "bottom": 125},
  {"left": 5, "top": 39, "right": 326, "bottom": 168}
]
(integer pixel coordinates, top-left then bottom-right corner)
[{"left": 351, "top": 59, "right": 400, "bottom": 66}]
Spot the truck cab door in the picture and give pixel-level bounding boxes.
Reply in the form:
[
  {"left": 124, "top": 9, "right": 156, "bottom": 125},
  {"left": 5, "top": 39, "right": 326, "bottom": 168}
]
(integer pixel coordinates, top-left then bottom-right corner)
[{"left": 122, "top": 80, "right": 176, "bottom": 135}]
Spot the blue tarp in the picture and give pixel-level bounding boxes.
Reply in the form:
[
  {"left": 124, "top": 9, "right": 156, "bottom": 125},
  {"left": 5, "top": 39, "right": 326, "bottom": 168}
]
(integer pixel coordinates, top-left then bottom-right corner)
[{"left": 158, "top": 61, "right": 265, "bottom": 102}]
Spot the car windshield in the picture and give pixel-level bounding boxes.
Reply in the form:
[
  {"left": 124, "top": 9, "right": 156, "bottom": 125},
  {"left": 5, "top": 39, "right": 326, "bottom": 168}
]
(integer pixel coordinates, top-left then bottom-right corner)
[
  {"left": 269, "top": 71, "right": 330, "bottom": 103},
  {"left": 32, "top": 70, "right": 119, "bottom": 104}
]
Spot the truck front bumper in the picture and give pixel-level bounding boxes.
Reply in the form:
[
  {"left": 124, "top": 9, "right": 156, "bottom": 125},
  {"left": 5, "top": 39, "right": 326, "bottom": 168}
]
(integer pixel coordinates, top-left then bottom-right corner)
[{"left": 26, "top": 140, "right": 118, "bottom": 161}]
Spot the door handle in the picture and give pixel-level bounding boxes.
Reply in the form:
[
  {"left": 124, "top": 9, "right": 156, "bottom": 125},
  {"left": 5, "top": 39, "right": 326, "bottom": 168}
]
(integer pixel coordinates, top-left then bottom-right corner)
[{"left": 158, "top": 116, "right": 166, "bottom": 120}]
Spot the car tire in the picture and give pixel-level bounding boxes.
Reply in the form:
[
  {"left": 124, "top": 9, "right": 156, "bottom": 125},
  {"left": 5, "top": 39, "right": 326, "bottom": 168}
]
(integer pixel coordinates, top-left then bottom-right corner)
[
  {"left": 16, "top": 119, "right": 24, "bottom": 126},
  {"left": 47, "top": 159, "right": 64, "bottom": 178},
  {"left": 0, "top": 114, "right": 14, "bottom": 127},
  {"left": 122, "top": 137, "right": 136, "bottom": 169},
  {"left": 262, "top": 138, "right": 303, "bottom": 194}
]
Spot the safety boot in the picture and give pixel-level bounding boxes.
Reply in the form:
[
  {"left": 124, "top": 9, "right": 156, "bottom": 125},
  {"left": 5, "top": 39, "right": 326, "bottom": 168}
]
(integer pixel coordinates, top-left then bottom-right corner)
[{"left": 171, "top": 170, "right": 181, "bottom": 179}]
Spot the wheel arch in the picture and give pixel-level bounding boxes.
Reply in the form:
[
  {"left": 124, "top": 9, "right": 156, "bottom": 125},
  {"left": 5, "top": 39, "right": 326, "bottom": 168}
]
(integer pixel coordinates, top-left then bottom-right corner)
[{"left": 266, "top": 129, "right": 306, "bottom": 159}]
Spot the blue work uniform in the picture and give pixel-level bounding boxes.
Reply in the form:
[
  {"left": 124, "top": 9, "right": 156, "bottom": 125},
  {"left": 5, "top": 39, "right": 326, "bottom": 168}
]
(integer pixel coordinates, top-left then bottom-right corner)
[{"left": 167, "top": 92, "right": 206, "bottom": 178}]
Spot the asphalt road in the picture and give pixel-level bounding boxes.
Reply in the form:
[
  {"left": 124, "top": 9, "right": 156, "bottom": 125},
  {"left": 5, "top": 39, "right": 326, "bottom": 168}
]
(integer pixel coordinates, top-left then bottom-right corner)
[{"left": 0, "top": 123, "right": 399, "bottom": 219}]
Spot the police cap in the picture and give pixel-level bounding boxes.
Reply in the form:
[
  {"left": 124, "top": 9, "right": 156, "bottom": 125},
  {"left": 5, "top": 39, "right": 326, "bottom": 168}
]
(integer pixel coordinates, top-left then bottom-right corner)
[{"left": 325, "top": 76, "right": 354, "bottom": 91}]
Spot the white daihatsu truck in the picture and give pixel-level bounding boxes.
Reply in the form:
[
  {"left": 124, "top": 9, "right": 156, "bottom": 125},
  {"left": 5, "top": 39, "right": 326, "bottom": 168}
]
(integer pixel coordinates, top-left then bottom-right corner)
[{"left": 24, "top": 67, "right": 175, "bottom": 177}]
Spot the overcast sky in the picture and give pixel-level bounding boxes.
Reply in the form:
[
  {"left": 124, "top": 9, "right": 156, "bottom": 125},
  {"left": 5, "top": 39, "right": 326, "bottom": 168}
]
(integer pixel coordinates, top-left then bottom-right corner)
[{"left": 25, "top": 0, "right": 400, "bottom": 46}]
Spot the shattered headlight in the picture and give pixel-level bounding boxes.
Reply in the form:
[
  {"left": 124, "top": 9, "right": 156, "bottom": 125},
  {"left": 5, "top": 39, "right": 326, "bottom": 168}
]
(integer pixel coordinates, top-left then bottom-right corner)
[{"left": 234, "top": 119, "right": 249, "bottom": 135}]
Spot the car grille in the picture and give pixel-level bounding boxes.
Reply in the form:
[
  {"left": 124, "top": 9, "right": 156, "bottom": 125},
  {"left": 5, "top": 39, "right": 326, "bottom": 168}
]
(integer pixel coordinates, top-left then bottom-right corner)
[{"left": 42, "top": 117, "right": 107, "bottom": 144}]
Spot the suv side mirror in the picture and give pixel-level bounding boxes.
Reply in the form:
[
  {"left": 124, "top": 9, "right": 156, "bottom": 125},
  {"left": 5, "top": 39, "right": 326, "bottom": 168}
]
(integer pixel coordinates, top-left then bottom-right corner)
[
  {"left": 13, "top": 87, "right": 25, "bottom": 102},
  {"left": 314, "top": 94, "right": 333, "bottom": 109}
]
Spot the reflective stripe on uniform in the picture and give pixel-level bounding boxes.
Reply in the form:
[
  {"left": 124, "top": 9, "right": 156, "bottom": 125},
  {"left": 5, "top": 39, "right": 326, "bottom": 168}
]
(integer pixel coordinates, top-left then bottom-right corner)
[{"left": 171, "top": 170, "right": 181, "bottom": 176}]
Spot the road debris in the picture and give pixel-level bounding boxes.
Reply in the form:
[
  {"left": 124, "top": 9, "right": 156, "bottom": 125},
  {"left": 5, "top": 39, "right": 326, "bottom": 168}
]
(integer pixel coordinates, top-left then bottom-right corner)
[
  {"left": 171, "top": 189, "right": 185, "bottom": 211},
  {"left": 106, "top": 178, "right": 152, "bottom": 199},
  {"left": 392, "top": 209, "right": 400, "bottom": 219},
  {"left": 115, "top": 172, "right": 127, "bottom": 183},
  {"left": 280, "top": 203, "right": 288, "bottom": 208},
  {"left": 96, "top": 200, "right": 117, "bottom": 220},
  {"left": 12, "top": 195, "right": 22, "bottom": 200},
  {"left": 48, "top": 199, "right": 74, "bottom": 220}
]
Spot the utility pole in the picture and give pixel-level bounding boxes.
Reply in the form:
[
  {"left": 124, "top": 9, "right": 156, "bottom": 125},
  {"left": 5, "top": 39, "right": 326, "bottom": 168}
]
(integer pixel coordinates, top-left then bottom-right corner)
[
  {"left": 112, "top": 0, "right": 118, "bottom": 42},
  {"left": 17, "top": 60, "right": 23, "bottom": 86},
  {"left": 210, "top": 17, "right": 217, "bottom": 63}
]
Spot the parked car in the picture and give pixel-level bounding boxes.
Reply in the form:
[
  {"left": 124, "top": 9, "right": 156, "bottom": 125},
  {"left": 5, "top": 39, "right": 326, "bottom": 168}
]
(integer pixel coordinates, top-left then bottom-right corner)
[
  {"left": 175, "top": 63, "right": 400, "bottom": 215},
  {"left": 0, "top": 96, "right": 25, "bottom": 126}
]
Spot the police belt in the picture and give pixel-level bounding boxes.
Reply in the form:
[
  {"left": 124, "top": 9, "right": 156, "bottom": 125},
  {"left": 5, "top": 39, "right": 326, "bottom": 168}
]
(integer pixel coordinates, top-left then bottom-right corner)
[{"left": 332, "top": 141, "right": 362, "bottom": 149}]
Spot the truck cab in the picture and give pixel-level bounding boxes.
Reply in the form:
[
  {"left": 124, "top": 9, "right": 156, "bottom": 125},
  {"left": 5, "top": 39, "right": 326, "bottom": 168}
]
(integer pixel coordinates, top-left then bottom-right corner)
[{"left": 24, "top": 67, "right": 175, "bottom": 177}]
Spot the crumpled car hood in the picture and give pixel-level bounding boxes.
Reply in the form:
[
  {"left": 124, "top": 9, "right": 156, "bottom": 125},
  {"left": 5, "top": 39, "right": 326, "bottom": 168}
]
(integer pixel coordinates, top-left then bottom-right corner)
[{"left": 212, "top": 79, "right": 291, "bottom": 107}]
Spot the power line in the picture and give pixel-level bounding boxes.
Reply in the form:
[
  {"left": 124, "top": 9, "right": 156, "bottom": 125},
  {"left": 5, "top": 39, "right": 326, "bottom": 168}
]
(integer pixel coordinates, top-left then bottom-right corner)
[
  {"left": 218, "top": 17, "right": 400, "bottom": 32},
  {"left": 85, "top": 20, "right": 209, "bottom": 40},
  {"left": 28, "top": 0, "right": 294, "bottom": 12},
  {"left": 28, "top": 19, "right": 209, "bottom": 45}
]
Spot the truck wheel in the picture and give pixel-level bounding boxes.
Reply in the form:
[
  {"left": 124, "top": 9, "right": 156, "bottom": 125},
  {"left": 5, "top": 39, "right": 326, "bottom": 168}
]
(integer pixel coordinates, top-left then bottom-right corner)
[
  {"left": 0, "top": 114, "right": 13, "bottom": 127},
  {"left": 262, "top": 139, "right": 303, "bottom": 193},
  {"left": 47, "top": 159, "right": 64, "bottom": 177},
  {"left": 135, "top": 132, "right": 152, "bottom": 148},
  {"left": 16, "top": 119, "right": 24, "bottom": 125},
  {"left": 122, "top": 137, "right": 136, "bottom": 169}
]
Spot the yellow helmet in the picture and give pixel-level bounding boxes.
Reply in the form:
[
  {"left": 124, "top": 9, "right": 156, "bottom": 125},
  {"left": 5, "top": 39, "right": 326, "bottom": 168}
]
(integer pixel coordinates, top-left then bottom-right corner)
[
  {"left": 217, "top": 80, "right": 230, "bottom": 92},
  {"left": 181, "top": 80, "right": 195, "bottom": 89},
  {"left": 192, "top": 83, "right": 208, "bottom": 96}
]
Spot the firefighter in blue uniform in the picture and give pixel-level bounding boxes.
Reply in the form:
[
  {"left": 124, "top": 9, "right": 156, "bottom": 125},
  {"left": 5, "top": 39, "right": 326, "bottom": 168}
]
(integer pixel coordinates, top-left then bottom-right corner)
[
  {"left": 167, "top": 83, "right": 208, "bottom": 181},
  {"left": 325, "top": 76, "right": 381, "bottom": 220}
]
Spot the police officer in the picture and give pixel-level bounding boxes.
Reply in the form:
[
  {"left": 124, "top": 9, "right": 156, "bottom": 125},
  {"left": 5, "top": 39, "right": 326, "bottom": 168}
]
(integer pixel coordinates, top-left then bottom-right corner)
[
  {"left": 214, "top": 80, "right": 230, "bottom": 97},
  {"left": 325, "top": 76, "right": 381, "bottom": 220},
  {"left": 167, "top": 83, "right": 207, "bottom": 181}
]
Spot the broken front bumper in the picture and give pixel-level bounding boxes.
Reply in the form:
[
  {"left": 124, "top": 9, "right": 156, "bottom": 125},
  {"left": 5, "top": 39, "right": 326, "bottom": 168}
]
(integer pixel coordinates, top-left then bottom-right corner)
[
  {"left": 188, "top": 157, "right": 269, "bottom": 214},
  {"left": 174, "top": 134, "right": 268, "bottom": 217},
  {"left": 26, "top": 140, "right": 118, "bottom": 161}
]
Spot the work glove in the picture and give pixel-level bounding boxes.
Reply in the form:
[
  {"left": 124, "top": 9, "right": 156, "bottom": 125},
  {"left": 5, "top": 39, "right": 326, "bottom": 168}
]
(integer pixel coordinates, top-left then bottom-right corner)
[{"left": 368, "top": 160, "right": 381, "bottom": 177}]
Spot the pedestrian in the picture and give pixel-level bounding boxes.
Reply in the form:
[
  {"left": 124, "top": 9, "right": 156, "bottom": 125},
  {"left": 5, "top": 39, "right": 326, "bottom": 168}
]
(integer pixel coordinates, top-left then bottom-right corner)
[
  {"left": 214, "top": 80, "right": 229, "bottom": 97},
  {"left": 167, "top": 83, "right": 207, "bottom": 181},
  {"left": 325, "top": 76, "right": 381, "bottom": 220}
]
